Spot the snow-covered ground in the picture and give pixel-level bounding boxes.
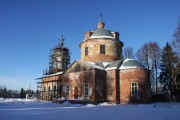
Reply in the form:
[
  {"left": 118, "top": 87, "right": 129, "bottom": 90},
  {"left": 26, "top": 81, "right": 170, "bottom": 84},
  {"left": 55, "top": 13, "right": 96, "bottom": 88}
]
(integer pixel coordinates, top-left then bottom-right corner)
[{"left": 0, "top": 98, "right": 180, "bottom": 120}]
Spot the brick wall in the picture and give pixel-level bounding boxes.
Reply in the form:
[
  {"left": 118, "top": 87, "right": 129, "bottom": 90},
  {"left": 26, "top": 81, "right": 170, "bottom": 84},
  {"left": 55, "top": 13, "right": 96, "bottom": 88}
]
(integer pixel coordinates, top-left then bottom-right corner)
[
  {"left": 106, "top": 70, "right": 118, "bottom": 103},
  {"left": 40, "top": 66, "right": 152, "bottom": 104},
  {"left": 120, "top": 69, "right": 152, "bottom": 103},
  {"left": 95, "top": 69, "right": 106, "bottom": 103},
  {"left": 61, "top": 69, "right": 106, "bottom": 103},
  {"left": 62, "top": 70, "right": 95, "bottom": 101}
]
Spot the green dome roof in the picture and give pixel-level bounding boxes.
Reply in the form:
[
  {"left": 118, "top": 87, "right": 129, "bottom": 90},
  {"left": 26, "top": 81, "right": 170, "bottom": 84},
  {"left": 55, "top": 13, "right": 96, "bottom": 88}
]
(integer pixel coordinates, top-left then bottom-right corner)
[
  {"left": 104, "top": 59, "right": 147, "bottom": 70},
  {"left": 90, "top": 28, "right": 114, "bottom": 39},
  {"left": 119, "top": 59, "right": 146, "bottom": 69}
]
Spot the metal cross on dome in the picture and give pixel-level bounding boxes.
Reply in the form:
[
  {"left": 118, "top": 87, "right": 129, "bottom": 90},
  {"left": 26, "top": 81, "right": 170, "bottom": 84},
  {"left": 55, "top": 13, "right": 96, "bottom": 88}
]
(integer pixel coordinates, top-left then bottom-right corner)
[
  {"left": 59, "top": 35, "right": 64, "bottom": 47},
  {"left": 100, "top": 13, "right": 103, "bottom": 21}
]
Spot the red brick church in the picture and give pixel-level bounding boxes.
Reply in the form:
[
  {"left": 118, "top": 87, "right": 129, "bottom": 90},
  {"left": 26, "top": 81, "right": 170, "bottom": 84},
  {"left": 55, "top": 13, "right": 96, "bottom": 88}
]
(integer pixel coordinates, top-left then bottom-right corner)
[{"left": 37, "top": 18, "right": 152, "bottom": 103}]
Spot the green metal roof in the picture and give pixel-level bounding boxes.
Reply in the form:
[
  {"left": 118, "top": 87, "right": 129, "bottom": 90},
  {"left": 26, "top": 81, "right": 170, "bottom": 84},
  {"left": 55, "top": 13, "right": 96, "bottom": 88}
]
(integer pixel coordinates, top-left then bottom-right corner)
[
  {"left": 119, "top": 59, "right": 147, "bottom": 70},
  {"left": 104, "top": 59, "right": 147, "bottom": 70},
  {"left": 90, "top": 28, "right": 114, "bottom": 38}
]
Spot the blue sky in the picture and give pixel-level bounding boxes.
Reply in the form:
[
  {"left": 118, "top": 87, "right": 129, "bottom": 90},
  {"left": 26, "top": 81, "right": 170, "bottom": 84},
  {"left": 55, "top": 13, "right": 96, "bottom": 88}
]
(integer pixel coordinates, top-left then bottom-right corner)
[{"left": 0, "top": 0, "right": 179, "bottom": 91}]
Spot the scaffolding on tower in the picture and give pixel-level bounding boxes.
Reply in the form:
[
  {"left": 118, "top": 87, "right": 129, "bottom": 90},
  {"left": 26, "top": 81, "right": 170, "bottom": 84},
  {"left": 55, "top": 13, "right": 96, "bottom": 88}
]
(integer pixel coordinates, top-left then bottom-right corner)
[{"left": 36, "top": 36, "right": 71, "bottom": 100}]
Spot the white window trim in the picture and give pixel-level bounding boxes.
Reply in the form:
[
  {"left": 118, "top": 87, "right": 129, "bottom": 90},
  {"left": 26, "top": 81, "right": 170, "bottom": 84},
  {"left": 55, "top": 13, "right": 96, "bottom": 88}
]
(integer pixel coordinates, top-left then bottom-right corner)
[
  {"left": 131, "top": 82, "right": 138, "bottom": 96},
  {"left": 100, "top": 45, "right": 105, "bottom": 54},
  {"left": 84, "top": 83, "right": 89, "bottom": 96}
]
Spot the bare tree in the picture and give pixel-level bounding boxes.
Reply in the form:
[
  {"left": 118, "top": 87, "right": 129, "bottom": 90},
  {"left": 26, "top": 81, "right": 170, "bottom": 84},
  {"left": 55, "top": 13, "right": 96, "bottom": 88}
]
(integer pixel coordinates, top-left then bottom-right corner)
[
  {"left": 172, "top": 18, "right": 180, "bottom": 59},
  {"left": 137, "top": 43, "right": 152, "bottom": 70},
  {"left": 123, "top": 47, "right": 135, "bottom": 59},
  {"left": 136, "top": 42, "right": 161, "bottom": 93},
  {"left": 171, "top": 18, "right": 180, "bottom": 90},
  {"left": 149, "top": 42, "right": 161, "bottom": 93}
]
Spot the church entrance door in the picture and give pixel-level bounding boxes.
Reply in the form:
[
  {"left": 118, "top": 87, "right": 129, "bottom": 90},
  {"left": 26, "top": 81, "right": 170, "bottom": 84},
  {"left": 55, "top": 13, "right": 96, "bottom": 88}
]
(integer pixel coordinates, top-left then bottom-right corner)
[{"left": 74, "top": 87, "right": 78, "bottom": 99}]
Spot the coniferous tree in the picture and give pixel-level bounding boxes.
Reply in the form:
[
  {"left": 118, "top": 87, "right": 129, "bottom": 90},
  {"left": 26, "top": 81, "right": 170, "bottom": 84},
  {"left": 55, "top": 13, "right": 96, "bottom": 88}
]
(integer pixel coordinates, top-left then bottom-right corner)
[
  {"left": 20, "top": 88, "right": 25, "bottom": 98},
  {"left": 159, "top": 43, "right": 178, "bottom": 100},
  {"left": 3, "top": 88, "right": 7, "bottom": 98}
]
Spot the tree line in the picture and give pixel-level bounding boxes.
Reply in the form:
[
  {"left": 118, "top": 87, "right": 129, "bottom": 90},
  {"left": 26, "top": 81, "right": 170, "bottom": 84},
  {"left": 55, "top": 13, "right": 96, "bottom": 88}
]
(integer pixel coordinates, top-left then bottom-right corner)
[
  {"left": 0, "top": 85, "right": 35, "bottom": 98},
  {"left": 123, "top": 18, "right": 180, "bottom": 101}
]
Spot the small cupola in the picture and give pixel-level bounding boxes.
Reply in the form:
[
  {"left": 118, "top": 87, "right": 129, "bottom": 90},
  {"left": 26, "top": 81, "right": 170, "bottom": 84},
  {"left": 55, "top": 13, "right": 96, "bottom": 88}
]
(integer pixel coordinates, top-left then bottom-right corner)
[{"left": 97, "top": 14, "right": 105, "bottom": 29}]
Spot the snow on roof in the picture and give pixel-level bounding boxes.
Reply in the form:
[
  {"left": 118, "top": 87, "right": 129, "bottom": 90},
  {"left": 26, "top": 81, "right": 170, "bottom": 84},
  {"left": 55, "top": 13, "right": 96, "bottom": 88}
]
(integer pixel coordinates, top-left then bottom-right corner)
[
  {"left": 37, "top": 59, "right": 146, "bottom": 79},
  {"left": 37, "top": 71, "right": 63, "bottom": 79},
  {"left": 90, "top": 28, "right": 114, "bottom": 39},
  {"left": 119, "top": 59, "right": 147, "bottom": 70},
  {"left": 78, "top": 60, "right": 104, "bottom": 70},
  {"left": 104, "top": 59, "right": 147, "bottom": 70},
  {"left": 47, "top": 71, "right": 64, "bottom": 76},
  {"left": 102, "top": 62, "right": 110, "bottom": 68},
  {"left": 90, "top": 36, "right": 114, "bottom": 39},
  {"left": 105, "top": 60, "right": 123, "bottom": 70},
  {"left": 105, "top": 67, "right": 117, "bottom": 70}
]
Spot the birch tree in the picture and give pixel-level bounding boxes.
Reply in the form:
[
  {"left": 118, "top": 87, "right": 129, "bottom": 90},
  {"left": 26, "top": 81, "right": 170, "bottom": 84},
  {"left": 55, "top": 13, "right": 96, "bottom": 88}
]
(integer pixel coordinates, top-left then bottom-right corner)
[
  {"left": 137, "top": 42, "right": 161, "bottom": 93},
  {"left": 123, "top": 47, "right": 135, "bottom": 59}
]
